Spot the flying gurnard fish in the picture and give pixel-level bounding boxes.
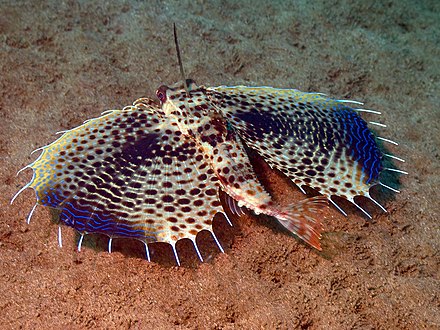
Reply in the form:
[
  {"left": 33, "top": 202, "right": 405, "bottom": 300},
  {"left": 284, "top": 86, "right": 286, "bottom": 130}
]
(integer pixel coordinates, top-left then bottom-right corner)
[{"left": 12, "top": 27, "right": 406, "bottom": 265}]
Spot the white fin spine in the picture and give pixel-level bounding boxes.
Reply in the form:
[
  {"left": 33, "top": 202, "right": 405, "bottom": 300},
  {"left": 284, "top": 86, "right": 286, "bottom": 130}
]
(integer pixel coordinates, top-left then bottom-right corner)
[
  {"left": 379, "top": 182, "right": 400, "bottom": 193},
  {"left": 58, "top": 226, "right": 63, "bottom": 248},
  {"left": 383, "top": 168, "right": 408, "bottom": 175},
  {"left": 16, "top": 165, "right": 30, "bottom": 176},
  {"left": 368, "top": 196, "right": 387, "bottom": 213},
  {"left": 26, "top": 204, "right": 38, "bottom": 224},
  {"left": 77, "top": 233, "right": 85, "bottom": 252},
  {"left": 172, "top": 244, "right": 181, "bottom": 266},
  {"left": 108, "top": 238, "right": 113, "bottom": 253},
  {"left": 143, "top": 242, "right": 151, "bottom": 262},
  {"left": 353, "top": 108, "right": 382, "bottom": 115},
  {"left": 337, "top": 99, "right": 364, "bottom": 105},
  {"left": 10, "top": 183, "right": 30, "bottom": 205},
  {"left": 377, "top": 136, "right": 398, "bottom": 146},
  {"left": 193, "top": 241, "right": 204, "bottom": 262},
  {"left": 369, "top": 121, "right": 387, "bottom": 128},
  {"left": 352, "top": 200, "right": 372, "bottom": 219},
  {"left": 384, "top": 153, "right": 405, "bottom": 163},
  {"left": 329, "top": 197, "right": 348, "bottom": 216},
  {"left": 211, "top": 232, "right": 225, "bottom": 253}
]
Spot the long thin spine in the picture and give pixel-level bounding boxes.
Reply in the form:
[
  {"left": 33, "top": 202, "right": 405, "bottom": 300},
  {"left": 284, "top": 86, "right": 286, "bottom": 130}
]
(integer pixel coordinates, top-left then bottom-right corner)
[
  {"left": 211, "top": 232, "right": 225, "bottom": 253},
  {"left": 384, "top": 153, "right": 405, "bottom": 163},
  {"left": 329, "top": 198, "right": 348, "bottom": 216},
  {"left": 369, "top": 121, "right": 387, "bottom": 128},
  {"left": 77, "top": 233, "right": 85, "bottom": 252},
  {"left": 353, "top": 108, "right": 382, "bottom": 115},
  {"left": 193, "top": 241, "right": 204, "bottom": 262},
  {"left": 377, "top": 136, "right": 399, "bottom": 146},
  {"left": 337, "top": 99, "right": 364, "bottom": 105},
  {"left": 143, "top": 242, "right": 151, "bottom": 262},
  {"left": 297, "top": 184, "right": 307, "bottom": 195},
  {"left": 16, "top": 165, "right": 30, "bottom": 176},
  {"left": 172, "top": 244, "right": 181, "bottom": 266},
  {"left": 10, "top": 183, "right": 30, "bottom": 204},
  {"left": 383, "top": 168, "right": 408, "bottom": 175},
  {"left": 223, "top": 212, "right": 233, "bottom": 227},
  {"left": 379, "top": 182, "right": 400, "bottom": 193},
  {"left": 30, "top": 146, "right": 45, "bottom": 155},
  {"left": 58, "top": 226, "right": 63, "bottom": 248},
  {"left": 352, "top": 200, "right": 372, "bottom": 219},
  {"left": 26, "top": 204, "right": 37, "bottom": 224},
  {"left": 368, "top": 196, "right": 387, "bottom": 213}
]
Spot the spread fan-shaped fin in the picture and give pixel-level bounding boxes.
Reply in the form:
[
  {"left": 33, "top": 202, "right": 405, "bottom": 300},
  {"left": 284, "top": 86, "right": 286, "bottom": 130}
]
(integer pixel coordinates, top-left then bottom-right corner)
[
  {"left": 206, "top": 86, "right": 384, "bottom": 209},
  {"left": 17, "top": 98, "right": 226, "bottom": 250}
]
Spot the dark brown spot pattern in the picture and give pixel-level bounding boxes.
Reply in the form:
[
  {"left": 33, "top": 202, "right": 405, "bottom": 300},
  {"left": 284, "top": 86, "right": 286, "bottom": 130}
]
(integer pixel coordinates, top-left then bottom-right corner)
[
  {"left": 27, "top": 97, "right": 225, "bottom": 248},
  {"left": 22, "top": 80, "right": 389, "bottom": 261}
]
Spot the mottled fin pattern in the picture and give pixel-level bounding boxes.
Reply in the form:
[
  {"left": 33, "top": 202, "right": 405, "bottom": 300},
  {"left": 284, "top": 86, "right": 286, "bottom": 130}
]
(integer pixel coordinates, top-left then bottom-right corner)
[
  {"left": 19, "top": 98, "right": 225, "bottom": 250},
  {"left": 14, "top": 79, "right": 402, "bottom": 262},
  {"left": 206, "top": 86, "right": 383, "bottom": 207},
  {"left": 160, "top": 81, "right": 328, "bottom": 250}
]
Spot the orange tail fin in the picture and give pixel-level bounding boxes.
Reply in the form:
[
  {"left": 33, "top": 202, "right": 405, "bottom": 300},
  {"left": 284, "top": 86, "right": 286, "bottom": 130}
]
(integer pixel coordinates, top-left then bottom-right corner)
[{"left": 277, "top": 196, "right": 328, "bottom": 250}]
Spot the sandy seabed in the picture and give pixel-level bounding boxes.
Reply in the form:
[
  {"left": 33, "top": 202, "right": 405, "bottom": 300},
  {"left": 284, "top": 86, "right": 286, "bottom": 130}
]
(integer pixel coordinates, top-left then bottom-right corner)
[{"left": 1, "top": 1, "right": 439, "bottom": 329}]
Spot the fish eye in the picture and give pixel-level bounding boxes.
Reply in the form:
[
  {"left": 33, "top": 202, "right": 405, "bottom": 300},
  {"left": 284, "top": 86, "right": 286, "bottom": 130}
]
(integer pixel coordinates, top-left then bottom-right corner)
[{"left": 156, "top": 85, "right": 168, "bottom": 103}]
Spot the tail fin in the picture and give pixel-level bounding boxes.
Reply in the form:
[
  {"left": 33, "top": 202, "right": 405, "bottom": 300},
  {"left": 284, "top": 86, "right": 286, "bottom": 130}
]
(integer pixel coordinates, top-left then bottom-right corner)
[{"left": 277, "top": 196, "right": 328, "bottom": 250}]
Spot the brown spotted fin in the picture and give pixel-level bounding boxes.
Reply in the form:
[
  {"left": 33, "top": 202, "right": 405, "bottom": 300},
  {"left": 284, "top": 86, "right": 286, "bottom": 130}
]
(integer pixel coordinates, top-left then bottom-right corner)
[
  {"left": 205, "top": 86, "right": 394, "bottom": 217},
  {"left": 13, "top": 98, "right": 228, "bottom": 264}
]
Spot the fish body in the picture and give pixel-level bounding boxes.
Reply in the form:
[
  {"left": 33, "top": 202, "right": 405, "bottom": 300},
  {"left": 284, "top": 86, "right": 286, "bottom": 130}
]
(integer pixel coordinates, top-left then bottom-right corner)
[{"left": 13, "top": 79, "right": 402, "bottom": 263}]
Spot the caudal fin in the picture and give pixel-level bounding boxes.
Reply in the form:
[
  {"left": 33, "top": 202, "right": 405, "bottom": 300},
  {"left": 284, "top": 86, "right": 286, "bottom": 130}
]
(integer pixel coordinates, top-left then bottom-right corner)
[{"left": 277, "top": 196, "right": 328, "bottom": 250}]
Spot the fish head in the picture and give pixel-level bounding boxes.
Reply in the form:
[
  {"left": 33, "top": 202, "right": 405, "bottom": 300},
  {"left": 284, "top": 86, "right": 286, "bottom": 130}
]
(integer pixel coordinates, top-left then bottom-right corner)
[
  {"left": 155, "top": 79, "right": 217, "bottom": 136},
  {"left": 156, "top": 79, "right": 212, "bottom": 114}
]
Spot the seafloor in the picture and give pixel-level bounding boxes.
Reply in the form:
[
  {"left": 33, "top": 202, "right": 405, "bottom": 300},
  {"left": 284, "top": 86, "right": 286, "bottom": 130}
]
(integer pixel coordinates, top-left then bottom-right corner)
[{"left": 1, "top": 1, "right": 439, "bottom": 329}]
